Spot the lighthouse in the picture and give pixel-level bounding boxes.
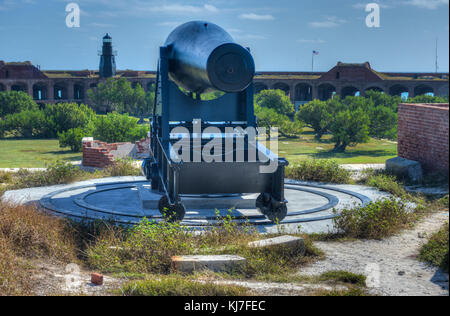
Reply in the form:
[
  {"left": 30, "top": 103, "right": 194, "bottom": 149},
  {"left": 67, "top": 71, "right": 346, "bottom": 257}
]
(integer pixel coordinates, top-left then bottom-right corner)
[{"left": 99, "top": 33, "right": 116, "bottom": 78}]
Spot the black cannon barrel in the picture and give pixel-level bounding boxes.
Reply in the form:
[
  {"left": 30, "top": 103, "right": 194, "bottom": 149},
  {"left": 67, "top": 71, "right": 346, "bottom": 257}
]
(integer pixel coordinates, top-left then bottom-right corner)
[{"left": 164, "top": 21, "right": 255, "bottom": 94}]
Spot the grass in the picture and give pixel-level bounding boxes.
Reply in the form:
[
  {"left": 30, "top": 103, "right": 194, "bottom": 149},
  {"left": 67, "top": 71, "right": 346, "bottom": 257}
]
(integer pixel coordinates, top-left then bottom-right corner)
[
  {"left": 0, "top": 201, "right": 78, "bottom": 295},
  {"left": 419, "top": 222, "right": 449, "bottom": 273},
  {"left": 276, "top": 129, "right": 397, "bottom": 165},
  {"left": 318, "top": 271, "right": 366, "bottom": 287},
  {"left": 118, "top": 276, "right": 249, "bottom": 296},
  {"left": 0, "top": 159, "right": 141, "bottom": 196},
  {"left": 86, "top": 216, "right": 323, "bottom": 280},
  {"left": 312, "top": 288, "right": 369, "bottom": 296},
  {"left": 0, "top": 139, "right": 81, "bottom": 168},
  {"left": 0, "top": 130, "right": 397, "bottom": 168}
]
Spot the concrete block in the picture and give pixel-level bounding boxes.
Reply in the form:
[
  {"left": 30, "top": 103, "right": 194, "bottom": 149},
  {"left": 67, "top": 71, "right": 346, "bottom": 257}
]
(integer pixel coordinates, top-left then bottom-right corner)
[
  {"left": 248, "top": 235, "right": 306, "bottom": 255},
  {"left": 386, "top": 157, "right": 423, "bottom": 183},
  {"left": 171, "top": 255, "right": 246, "bottom": 273}
]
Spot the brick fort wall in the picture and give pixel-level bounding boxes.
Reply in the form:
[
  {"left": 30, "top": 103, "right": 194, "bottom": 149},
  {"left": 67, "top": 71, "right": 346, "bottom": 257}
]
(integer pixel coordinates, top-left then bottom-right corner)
[{"left": 398, "top": 103, "right": 449, "bottom": 173}]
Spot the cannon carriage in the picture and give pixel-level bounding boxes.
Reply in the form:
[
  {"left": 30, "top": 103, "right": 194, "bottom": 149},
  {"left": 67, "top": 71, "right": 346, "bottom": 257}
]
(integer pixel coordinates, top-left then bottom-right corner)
[{"left": 143, "top": 21, "right": 289, "bottom": 223}]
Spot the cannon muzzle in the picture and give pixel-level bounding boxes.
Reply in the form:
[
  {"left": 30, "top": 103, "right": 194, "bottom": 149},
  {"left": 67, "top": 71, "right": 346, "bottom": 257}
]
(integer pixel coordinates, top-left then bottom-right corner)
[{"left": 165, "top": 21, "right": 255, "bottom": 94}]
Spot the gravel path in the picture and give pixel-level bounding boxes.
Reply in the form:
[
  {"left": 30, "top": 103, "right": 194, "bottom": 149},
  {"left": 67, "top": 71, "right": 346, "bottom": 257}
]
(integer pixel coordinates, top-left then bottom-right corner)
[{"left": 298, "top": 211, "right": 449, "bottom": 296}]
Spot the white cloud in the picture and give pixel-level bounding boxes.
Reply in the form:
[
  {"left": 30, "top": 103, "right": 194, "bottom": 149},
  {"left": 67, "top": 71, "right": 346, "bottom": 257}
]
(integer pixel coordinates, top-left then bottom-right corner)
[
  {"left": 403, "top": 0, "right": 449, "bottom": 9},
  {"left": 239, "top": 13, "right": 275, "bottom": 21},
  {"left": 309, "top": 16, "right": 346, "bottom": 28}
]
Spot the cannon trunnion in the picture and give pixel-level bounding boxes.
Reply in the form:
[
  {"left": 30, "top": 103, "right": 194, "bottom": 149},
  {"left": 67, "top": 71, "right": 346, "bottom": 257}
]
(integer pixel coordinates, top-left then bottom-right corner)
[{"left": 144, "top": 21, "right": 288, "bottom": 223}]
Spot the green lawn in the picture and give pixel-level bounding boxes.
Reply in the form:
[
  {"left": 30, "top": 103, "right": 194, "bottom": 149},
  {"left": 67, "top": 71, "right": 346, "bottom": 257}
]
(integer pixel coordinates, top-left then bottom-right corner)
[
  {"left": 0, "top": 131, "right": 397, "bottom": 168},
  {"left": 275, "top": 129, "right": 397, "bottom": 164},
  {"left": 0, "top": 139, "right": 81, "bottom": 168}
]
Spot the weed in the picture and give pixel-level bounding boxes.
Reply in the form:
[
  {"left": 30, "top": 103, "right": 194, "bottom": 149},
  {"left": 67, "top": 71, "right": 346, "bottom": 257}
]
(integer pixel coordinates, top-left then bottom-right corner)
[
  {"left": 333, "top": 198, "right": 414, "bottom": 240},
  {"left": 419, "top": 222, "right": 449, "bottom": 273},
  {"left": 286, "top": 160, "right": 351, "bottom": 184},
  {"left": 118, "top": 276, "right": 249, "bottom": 296}
]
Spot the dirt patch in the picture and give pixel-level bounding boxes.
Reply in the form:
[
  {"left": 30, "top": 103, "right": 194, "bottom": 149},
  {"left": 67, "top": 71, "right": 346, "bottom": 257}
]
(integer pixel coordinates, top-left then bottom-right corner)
[{"left": 299, "top": 211, "right": 450, "bottom": 296}]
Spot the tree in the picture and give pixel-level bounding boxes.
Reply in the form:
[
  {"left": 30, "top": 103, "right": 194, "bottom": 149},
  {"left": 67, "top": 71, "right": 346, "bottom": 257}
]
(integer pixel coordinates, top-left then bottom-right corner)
[
  {"left": 255, "top": 104, "right": 303, "bottom": 139},
  {"left": 0, "top": 91, "right": 38, "bottom": 117},
  {"left": 87, "top": 78, "right": 155, "bottom": 117},
  {"left": 93, "top": 112, "right": 149, "bottom": 143},
  {"left": 296, "top": 100, "right": 333, "bottom": 139},
  {"left": 329, "top": 108, "right": 370, "bottom": 152},
  {"left": 255, "top": 89, "right": 295, "bottom": 116}
]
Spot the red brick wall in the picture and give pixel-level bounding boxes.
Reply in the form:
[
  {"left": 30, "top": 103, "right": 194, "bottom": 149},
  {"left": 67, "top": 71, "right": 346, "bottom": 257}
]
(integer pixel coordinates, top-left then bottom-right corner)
[
  {"left": 398, "top": 103, "right": 449, "bottom": 172},
  {"left": 82, "top": 137, "right": 150, "bottom": 168},
  {"left": 82, "top": 140, "right": 119, "bottom": 168}
]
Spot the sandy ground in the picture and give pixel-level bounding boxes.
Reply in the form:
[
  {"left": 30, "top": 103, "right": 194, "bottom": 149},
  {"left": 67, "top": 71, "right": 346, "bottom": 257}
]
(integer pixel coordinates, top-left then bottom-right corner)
[{"left": 298, "top": 211, "right": 449, "bottom": 296}]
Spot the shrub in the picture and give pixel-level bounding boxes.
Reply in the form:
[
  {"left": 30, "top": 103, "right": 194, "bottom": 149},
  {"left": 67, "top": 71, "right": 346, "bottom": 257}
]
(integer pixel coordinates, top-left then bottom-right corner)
[
  {"left": 105, "top": 158, "right": 141, "bottom": 177},
  {"left": 0, "top": 91, "right": 38, "bottom": 117},
  {"left": 334, "top": 198, "right": 414, "bottom": 239},
  {"left": 286, "top": 160, "right": 351, "bottom": 184},
  {"left": 419, "top": 222, "right": 449, "bottom": 273},
  {"left": 44, "top": 103, "right": 95, "bottom": 138},
  {"left": 93, "top": 112, "right": 149, "bottom": 143},
  {"left": 58, "top": 127, "right": 88, "bottom": 152},
  {"left": 0, "top": 109, "right": 47, "bottom": 138},
  {"left": 119, "top": 277, "right": 248, "bottom": 296}
]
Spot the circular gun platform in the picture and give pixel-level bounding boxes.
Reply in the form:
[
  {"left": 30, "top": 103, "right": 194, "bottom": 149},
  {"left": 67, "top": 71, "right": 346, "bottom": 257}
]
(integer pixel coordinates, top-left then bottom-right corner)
[{"left": 27, "top": 177, "right": 386, "bottom": 233}]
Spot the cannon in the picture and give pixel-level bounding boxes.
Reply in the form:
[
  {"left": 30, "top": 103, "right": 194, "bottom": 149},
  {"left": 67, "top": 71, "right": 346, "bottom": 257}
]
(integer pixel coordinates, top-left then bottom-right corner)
[{"left": 143, "top": 21, "right": 288, "bottom": 223}]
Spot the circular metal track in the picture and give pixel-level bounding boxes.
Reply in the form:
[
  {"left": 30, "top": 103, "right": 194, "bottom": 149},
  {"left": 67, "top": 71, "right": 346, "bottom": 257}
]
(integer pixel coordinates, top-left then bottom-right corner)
[{"left": 40, "top": 180, "right": 372, "bottom": 227}]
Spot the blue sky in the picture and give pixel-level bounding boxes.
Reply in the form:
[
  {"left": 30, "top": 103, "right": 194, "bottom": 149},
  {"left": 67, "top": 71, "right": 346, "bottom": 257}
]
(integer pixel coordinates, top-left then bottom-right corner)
[{"left": 0, "top": 0, "right": 449, "bottom": 72}]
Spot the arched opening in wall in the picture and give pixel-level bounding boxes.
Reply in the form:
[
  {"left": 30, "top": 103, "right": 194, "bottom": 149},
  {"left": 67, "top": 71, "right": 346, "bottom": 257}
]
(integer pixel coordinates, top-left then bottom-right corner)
[
  {"left": 272, "top": 82, "right": 290, "bottom": 96},
  {"left": 341, "top": 86, "right": 360, "bottom": 98},
  {"left": 33, "top": 83, "right": 48, "bottom": 100},
  {"left": 74, "top": 83, "right": 85, "bottom": 100},
  {"left": 0, "top": 83, "right": 5, "bottom": 92},
  {"left": 54, "top": 83, "right": 68, "bottom": 100},
  {"left": 365, "top": 86, "right": 384, "bottom": 94},
  {"left": 131, "top": 82, "right": 140, "bottom": 89},
  {"left": 389, "top": 84, "right": 409, "bottom": 99},
  {"left": 414, "top": 85, "right": 434, "bottom": 97},
  {"left": 437, "top": 85, "right": 449, "bottom": 97},
  {"left": 295, "top": 83, "right": 313, "bottom": 102},
  {"left": 11, "top": 83, "right": 27, "bottom": 93},
  {"left": 318, "top": 83, "right": 336, "bottom": 101},
  {"left": 254, "top": 83, "right": 268, "bottom": 94}
]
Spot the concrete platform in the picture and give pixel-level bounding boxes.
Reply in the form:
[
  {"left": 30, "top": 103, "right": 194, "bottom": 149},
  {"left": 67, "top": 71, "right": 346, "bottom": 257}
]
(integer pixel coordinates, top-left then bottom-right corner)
[
  {"left": 248, "top": 235, "right": 305, "bottom": 255},
  {"left": 2, "top": 176, "right": 391, "bottom": 234},
  {"left": 138, "top": 184, "right": 258, "bottom": 210},
  {"left": 171, "top": 255, "right": 247, "bottom": 273}
]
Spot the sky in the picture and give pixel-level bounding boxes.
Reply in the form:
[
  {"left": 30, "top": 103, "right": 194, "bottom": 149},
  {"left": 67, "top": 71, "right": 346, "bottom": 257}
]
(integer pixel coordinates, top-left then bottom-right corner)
[{"left": 0, "top": 0, "right": 449, "bottom": 73}]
